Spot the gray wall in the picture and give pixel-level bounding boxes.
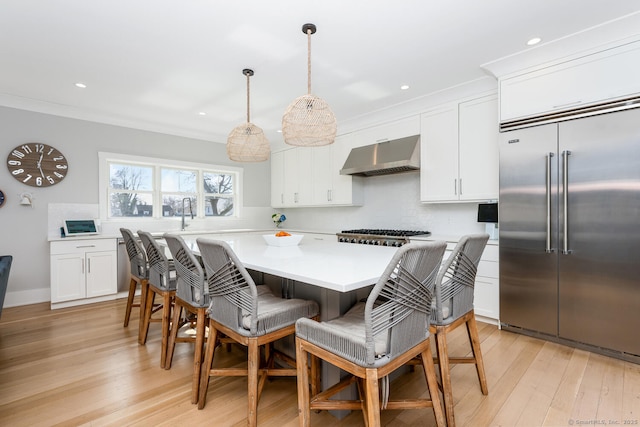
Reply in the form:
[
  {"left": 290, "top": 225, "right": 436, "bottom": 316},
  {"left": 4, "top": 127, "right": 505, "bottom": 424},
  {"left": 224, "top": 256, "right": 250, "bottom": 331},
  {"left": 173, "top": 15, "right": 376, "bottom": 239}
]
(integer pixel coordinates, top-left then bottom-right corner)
[{"left": 0, "top": 106, "right": 270, "bottom": 305}]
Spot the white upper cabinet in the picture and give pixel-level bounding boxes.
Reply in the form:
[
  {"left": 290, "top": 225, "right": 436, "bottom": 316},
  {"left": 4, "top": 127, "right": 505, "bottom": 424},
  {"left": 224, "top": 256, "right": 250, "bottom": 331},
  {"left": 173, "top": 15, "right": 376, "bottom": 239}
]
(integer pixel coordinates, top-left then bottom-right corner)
[
  {"left": 312, "top": 135, "right": 363, "bottom": 206},
  {"left": 420, "top": 94, "right": 499, "bottom": 202},
  {"left": 500, "top": 40, "right": 640, "bottom": 123},
  {"left": 354, "top": 115, "right": 421, "bottom": 148},
  {"left": 283, "top": 147, "right": 313, "bottom": 206},
  {"left": 271, "top": 138, "right": 362, "bottom": 208}
]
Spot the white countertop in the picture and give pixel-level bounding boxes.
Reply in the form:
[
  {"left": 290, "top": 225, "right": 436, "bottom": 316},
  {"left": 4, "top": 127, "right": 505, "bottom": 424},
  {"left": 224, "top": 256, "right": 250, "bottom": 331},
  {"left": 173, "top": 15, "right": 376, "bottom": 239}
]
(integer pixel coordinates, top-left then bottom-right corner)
[{"left": 170, "top": 232, "right": 402, "bottom": 293}]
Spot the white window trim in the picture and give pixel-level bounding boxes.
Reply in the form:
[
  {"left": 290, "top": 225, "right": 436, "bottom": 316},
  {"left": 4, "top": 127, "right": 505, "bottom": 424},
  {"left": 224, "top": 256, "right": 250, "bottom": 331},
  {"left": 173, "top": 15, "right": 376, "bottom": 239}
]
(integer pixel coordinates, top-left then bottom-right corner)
[{"left": 98, "top": 152, "right": 243, "bottom": 221}]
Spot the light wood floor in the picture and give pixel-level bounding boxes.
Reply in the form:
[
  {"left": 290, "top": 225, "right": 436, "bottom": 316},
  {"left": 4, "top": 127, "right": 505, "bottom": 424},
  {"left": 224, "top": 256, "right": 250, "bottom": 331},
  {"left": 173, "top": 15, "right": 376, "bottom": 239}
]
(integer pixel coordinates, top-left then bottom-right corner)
[{"left": 1, "top": 299, "right": 639, "bottom": 427}]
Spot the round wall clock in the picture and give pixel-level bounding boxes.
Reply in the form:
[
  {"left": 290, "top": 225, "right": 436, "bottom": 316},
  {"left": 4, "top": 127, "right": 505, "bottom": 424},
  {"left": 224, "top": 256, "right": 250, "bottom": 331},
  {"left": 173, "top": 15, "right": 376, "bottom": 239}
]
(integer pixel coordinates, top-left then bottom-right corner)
[
  {"left": 0, "top": 189, "right": 5, "bottom": 208},
  {"left": 6, "top": 143, "right": 68, "bottom": 187}
]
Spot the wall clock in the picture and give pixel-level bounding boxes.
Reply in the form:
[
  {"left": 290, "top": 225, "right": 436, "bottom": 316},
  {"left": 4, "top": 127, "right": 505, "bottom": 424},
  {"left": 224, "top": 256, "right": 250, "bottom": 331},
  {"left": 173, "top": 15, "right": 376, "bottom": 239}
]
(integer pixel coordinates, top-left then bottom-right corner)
[
  {"left": 0, "top": 189, "right": 5, "bottom": 208},
  {"left": 6, "top": 143, "right": 68, "bottom": 187}
]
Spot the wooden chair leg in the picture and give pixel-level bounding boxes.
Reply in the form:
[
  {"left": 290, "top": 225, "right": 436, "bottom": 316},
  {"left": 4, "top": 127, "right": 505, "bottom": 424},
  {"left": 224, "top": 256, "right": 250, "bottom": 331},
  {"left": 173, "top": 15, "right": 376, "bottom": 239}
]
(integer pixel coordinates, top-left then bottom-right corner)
[
  {"left": 436, "top": 325, "right": 456, "bottom": 427},
  {"left": 165, "top": 303, "right": 182, "bottom": 370},
  {"left": 138, "top": 281, "right": 149, "bottom": 342},
  {"left": 138, "top": 288, "right": 154, "bottom": 345},
  {"left": 123, "top": 277, "right": 137, "bottom": 327},
  {"left": 191, "top": 308, "right": 206, "bottom": 404},
  {"left": 466, "top": 313, "right": 489, "bottom": 395},
  {"left": 247, "top": 338, "right": 259, "bottom": 427},
  {"left": 364, "top": 368, "right": 381, "bottom": 427},
  {"left": 198, "top": 321, "right": 218, "bottom": 409},
  {"left": 160, "top": 292, "right": 172, "bottom": 369},
  {"left": 421, "top": 344, "right": 447, "bottom": 427},
  {"left": 296, "top": 338, "right": 311, "bottom": 427}
]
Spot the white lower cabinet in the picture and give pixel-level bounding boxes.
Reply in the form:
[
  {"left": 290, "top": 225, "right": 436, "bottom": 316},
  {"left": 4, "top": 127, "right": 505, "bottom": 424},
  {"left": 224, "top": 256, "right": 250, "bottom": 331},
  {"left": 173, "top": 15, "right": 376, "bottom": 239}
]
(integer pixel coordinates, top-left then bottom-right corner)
[
  {"left": 474, "top": 244, "right": 499, "bottom": 322},
  {"left": 442, "top": 242, "right": 499, "bottom": 323},
  {"left": 50, "top": 238, "right": 118, "bottom": 308}
]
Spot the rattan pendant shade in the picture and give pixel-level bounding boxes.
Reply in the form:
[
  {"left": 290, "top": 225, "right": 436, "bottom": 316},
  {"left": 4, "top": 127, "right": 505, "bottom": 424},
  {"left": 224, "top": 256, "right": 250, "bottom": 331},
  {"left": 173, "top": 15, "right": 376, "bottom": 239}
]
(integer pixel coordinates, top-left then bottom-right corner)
[
  {"left": 282, "top": 23, "right": 336, "bottom": 147},
  {"left": 227, "top": 69, "right": 270, "bottom": 162}
]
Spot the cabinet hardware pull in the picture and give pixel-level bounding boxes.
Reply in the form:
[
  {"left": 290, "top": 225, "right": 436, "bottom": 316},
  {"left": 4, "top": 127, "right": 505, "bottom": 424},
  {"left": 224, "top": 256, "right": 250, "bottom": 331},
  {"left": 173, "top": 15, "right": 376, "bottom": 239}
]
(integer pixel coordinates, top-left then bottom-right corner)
[
  {"left": 546, "top": 152, "right": 554, "bottom": 253},
  {"left": 562, "top": 150, "right": 572, "bottom": 255}
]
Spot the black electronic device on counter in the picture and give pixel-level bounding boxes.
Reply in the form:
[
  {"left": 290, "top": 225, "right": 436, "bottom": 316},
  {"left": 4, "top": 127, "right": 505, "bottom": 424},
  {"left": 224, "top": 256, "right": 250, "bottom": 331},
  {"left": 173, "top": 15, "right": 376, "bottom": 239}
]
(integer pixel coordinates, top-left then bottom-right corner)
[
  {"left": 62, "top": 219, "right": 100, "bottom": 236},
  {"left": 477, "top": 202, "right": 498, "bottom": 223}
]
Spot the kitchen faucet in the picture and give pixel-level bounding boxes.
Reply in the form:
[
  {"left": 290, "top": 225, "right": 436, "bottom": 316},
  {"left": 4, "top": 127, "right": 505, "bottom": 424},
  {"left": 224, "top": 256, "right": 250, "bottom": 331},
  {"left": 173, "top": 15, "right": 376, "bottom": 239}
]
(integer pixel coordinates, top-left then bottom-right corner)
[{"left": 181, "top": 197, "right": 194, "bottom": 231}]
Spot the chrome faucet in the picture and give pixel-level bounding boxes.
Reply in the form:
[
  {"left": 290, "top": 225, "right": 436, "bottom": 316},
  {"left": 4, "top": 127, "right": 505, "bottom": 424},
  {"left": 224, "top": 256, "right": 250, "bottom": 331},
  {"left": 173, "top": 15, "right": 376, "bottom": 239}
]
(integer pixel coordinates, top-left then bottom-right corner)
[{"left": 181, "top": 197, "right": 194, "bottom": 231}]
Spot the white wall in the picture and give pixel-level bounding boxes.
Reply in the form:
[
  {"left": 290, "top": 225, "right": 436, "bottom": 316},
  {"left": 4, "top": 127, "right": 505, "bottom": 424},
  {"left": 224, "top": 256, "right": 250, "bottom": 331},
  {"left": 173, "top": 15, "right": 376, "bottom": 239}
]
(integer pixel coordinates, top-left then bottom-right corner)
[
  {"left": 0, "top": 106, "right": 272, "bottom": 307},
  {"left": 279, "top": 172, "right": 487, "bottom": 236}
]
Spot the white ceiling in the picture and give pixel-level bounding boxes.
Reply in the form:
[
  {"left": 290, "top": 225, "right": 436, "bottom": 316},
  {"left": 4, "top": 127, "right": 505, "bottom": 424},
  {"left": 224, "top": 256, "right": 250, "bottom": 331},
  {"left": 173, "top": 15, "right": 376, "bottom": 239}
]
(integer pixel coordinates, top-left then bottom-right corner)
[{"left": 2, "top": 1, "right": 639, "bottom": 151}]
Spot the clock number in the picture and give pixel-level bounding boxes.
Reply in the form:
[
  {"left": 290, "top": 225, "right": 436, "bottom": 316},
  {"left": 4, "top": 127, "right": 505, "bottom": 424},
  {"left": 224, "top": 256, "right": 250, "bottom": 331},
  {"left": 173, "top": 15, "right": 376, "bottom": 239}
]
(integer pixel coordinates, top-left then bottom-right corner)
[
  {"left": 47, "top": 147, "right": 55, "bottom": 155},
  {"left": 23, "top": 174, "right": 33, "bottom": 183},
  {"left": 34, "top": 144, "right": 44, "bottom": 153},
  {"left": 56, "top": 164, "right": 68, "bottom": 170},
  {"left": 35, "top": 177, "right": 43, "bottom": 186},
  {"left": 53, "top": 156, "right": 65, "bottom": 161},
  {"left": 8, "top": 160, "right": 21, "bottom": 166},
  {"left": 21, "top": 145, "right": 33, "bottom": 154},
  {"left": 12, "top": 168, "right": 24, "bottom": 175},
  {"left": 11, "top": 150, "right": 25, "bottom": 159},
  {"left": 46, "top": 176, "right": 55, "bottom": 184}
]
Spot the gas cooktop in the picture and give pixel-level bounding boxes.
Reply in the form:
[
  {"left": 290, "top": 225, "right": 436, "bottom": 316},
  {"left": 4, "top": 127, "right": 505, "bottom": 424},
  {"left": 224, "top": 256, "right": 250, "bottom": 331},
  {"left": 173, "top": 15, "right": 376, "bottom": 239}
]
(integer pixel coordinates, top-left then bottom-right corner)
[{"left": 337, "top": 229, "right": 431, "bottom": 246}]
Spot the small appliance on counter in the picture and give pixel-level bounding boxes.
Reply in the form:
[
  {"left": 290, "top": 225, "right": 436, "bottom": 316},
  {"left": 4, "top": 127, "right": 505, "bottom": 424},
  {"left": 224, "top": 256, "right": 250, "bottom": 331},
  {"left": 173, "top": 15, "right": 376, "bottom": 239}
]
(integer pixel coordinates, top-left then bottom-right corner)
[
  {"left": 477, "top": 202, "right": 498, "bottom": 240},
  {"left": 62, "top": 219, "right": 100, "bottom": 237}
]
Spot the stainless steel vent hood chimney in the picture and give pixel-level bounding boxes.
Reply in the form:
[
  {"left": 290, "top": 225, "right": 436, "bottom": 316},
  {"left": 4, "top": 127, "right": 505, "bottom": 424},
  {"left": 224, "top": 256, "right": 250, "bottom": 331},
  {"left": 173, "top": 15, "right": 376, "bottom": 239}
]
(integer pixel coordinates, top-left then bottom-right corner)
[{"left": 340, "top": 134, "right": 420, "bottom": 176}]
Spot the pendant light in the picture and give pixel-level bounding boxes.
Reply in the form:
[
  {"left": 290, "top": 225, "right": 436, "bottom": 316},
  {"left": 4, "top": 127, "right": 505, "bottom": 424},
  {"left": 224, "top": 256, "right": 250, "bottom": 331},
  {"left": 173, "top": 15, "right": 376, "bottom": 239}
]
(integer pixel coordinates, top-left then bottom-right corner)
[
  {"left": 226, "top": 68, "right": 270, "bottom": 162},
  {"left": 282, "top": 23, "right": 337, "bottom": 147}
]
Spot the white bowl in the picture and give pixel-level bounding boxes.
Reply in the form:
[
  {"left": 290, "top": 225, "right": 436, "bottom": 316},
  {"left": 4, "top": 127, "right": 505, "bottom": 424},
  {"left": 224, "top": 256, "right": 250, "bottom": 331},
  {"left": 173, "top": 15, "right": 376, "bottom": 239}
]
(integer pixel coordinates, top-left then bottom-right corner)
[{"left": 262, "top": 233, "right": 304, "bottom": 247}]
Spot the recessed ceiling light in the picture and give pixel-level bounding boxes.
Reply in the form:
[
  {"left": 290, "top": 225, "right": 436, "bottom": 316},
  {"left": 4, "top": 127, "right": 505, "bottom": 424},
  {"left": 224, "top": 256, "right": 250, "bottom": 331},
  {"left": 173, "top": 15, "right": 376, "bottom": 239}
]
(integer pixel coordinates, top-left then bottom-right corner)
[
  {"left": 198, "top": 112, "right": 206, "bottom": 116},
  {"left": 277, "top": 129, "right": 282, "bottom": 133},
  {"left": 400, "top": 85, "right": 410, "bottom": 90},
  {"left": 527, "top": 37, "right": 542, "bottom": 46},
  {"left": 75, "top": 82, "right": 87, "bottom": 88}
]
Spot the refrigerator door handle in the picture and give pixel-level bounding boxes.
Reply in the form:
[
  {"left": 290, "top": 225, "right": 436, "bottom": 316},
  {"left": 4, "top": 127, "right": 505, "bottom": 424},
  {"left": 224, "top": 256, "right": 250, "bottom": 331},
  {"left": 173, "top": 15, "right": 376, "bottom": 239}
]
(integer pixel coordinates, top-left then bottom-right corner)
[
  {"left": 546, "top": 152, "right": 554, "bottom": 253},
  {"left": 562, "top": 150, "right": 572, "bottom": 255}
]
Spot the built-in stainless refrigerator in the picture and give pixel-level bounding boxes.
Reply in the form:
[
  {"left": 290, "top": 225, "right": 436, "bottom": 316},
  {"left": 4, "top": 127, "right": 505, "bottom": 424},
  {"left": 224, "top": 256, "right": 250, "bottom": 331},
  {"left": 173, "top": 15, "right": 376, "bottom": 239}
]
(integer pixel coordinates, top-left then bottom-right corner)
[{"left": 499, "top": 105, "right": 640, "bottom": 362}]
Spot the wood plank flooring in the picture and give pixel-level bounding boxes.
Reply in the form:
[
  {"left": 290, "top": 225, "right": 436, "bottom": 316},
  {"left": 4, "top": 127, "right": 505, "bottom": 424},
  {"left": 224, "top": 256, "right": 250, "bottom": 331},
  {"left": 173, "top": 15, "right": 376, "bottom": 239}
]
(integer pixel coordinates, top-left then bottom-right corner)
[{"left": 1, "top": 300, "right": 639, "bottom": 426}]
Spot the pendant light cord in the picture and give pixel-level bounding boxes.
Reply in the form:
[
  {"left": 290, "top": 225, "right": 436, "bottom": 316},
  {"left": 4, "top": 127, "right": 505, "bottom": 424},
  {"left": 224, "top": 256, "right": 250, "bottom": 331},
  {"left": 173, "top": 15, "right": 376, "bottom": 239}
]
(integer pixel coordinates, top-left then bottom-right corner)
[
  {"left": 307, "top": 28, "right": 312, "bottom": 95},
  {"left": 246, "top": 72, "right": 251, "bottom": 123}
]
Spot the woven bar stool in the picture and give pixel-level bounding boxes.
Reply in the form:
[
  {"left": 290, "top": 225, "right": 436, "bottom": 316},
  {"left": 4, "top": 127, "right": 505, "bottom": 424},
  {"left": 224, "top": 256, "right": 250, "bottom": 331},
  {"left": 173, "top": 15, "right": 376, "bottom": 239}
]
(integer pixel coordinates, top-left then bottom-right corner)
[
  {"left": 138, "top": 230, "right": 177, "bottom": 369},
  {"left": 196, "top": 237, "right": 319, "bottom": 427},
  {"left": 430, "top": 233, "right": 490, "bottom": 427},
  {"left": 295, "top": 241, "right": 447, "bottom": 427}
]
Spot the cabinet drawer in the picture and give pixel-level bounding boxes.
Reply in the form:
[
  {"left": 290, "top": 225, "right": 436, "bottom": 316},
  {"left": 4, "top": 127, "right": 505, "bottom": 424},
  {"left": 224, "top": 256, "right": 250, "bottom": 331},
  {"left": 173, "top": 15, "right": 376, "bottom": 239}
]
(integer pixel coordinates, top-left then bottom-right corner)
[
  {"left": 51, "top": 239, "right": 116, "bottom": 255},
  {"left": 481, "top": 245, "right": 498, "bottom": 262},
  {"left": 477, "top": 259, "right": 498, "bottom": 279}
]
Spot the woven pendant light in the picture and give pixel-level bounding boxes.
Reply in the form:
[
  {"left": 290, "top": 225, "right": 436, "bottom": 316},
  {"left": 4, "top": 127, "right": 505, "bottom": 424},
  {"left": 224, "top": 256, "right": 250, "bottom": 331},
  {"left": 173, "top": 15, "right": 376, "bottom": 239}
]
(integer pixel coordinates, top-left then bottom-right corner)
[
  {"left": 227, "top": 68, "right": 270, "bottom": 162},
  {"left": 282, "top": 23, "right": 337, "bottom": 147}
]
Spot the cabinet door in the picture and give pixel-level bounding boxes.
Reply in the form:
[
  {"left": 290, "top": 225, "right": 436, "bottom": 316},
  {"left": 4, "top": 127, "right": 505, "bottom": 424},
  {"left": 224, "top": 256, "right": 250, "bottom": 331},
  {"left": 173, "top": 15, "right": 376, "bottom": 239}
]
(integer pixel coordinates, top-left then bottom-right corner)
[
  {"left": 86, "top": 251, "right": 117, "bottom": 298},
  {"left": 296, "top": 148, "right": 313, "bottom": 206},
  {"left": 354, "top": 115, "right": 421, "bottom": 148},
  {"left": 500, "top": 41, "right": 640, "bottom": 122},
  {"left": 330, "top": 136, "right": 362, "bottom": 205},
  {"left": 270, "top": 151, "right": 285, "bottom": 208},
  {"left": 311, "top": 145, "right": 332, "bottom": 205},
  {"left": 420, "top": 105, "right": 459, "bottom": 202},
  {"left": 51, "top": 253, "right": 85, "bottom": 302},
  {"left": 458, "top": 95, "right": 499, "bottom": 201}
]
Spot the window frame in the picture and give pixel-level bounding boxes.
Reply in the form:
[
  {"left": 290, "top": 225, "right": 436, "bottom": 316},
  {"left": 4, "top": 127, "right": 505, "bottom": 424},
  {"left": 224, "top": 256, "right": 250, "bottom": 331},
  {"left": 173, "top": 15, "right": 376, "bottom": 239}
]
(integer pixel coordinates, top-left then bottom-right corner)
[{"left": 98, "top": 152, "right": 243, "bottom": 221}]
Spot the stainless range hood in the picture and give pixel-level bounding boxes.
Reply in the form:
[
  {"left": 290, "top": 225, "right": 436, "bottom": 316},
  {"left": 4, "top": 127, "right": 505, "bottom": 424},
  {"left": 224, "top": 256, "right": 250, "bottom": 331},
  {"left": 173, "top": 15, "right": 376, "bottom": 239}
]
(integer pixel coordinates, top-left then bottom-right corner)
[{"left": 340, "top": 134, "right": 420, "bottom": 176}]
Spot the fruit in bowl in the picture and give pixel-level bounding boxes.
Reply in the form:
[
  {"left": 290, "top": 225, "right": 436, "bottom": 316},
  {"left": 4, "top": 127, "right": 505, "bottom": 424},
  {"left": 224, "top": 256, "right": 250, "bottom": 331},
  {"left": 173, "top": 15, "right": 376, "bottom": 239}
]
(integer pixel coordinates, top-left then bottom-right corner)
[{"left": 263, "top": 233, "right": 303, "bottom": 247}]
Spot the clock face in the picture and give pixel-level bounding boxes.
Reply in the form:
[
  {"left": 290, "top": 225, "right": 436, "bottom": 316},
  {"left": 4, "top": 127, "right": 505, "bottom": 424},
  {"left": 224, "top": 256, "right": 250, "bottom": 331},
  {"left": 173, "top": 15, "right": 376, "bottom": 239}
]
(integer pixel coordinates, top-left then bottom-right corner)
[{"left": 6, "top": 143, "right": 68, "bottom": 187}]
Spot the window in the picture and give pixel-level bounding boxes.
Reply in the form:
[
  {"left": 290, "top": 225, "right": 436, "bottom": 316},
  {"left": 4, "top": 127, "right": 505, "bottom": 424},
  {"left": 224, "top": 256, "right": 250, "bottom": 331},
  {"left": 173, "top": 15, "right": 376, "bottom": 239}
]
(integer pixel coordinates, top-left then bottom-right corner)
[{"left": 99, "top": 152, "right": 242, "bottom": 220}]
